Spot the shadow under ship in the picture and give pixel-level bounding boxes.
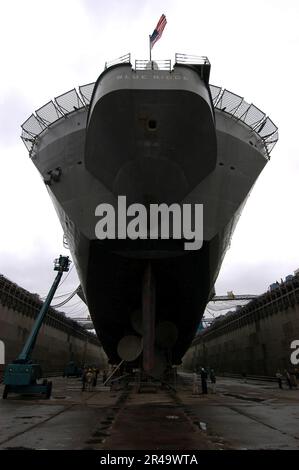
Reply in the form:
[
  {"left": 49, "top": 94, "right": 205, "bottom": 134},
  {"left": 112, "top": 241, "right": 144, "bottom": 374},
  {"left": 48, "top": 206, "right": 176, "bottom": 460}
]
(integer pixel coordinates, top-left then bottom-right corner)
[{"left": 21, "top": 53, "right": 278, "bottom": 375}]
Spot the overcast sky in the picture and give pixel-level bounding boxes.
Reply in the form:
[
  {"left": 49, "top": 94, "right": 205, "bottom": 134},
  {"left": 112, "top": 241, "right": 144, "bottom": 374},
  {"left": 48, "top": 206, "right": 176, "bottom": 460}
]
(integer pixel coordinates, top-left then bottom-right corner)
[{"left": 0, "top": 0, "right": 298, "bottom": 319}]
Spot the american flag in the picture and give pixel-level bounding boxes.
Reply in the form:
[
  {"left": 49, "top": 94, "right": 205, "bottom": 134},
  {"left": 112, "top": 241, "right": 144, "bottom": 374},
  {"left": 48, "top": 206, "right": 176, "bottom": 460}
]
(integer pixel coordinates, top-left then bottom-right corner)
[{"left": 150, "top": 14, "right": 167, "bottom": 49}]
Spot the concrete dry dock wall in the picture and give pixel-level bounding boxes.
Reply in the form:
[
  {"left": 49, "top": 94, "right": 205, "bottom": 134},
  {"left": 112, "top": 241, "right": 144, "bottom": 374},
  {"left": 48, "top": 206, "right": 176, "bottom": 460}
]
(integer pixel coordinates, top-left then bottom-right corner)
[
  {"left": 0, "top": 274, "right": 107, "bottom": 376},
  {"left": 183, "top": 277, "right": 299, "bottom": 376}
]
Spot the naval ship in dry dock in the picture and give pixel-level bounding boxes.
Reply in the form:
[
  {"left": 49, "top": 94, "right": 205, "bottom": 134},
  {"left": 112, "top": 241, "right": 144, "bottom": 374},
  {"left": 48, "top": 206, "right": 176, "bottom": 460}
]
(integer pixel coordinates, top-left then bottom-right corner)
[{"left": 21, "top": 53, "right": 278, "bottom": 375}]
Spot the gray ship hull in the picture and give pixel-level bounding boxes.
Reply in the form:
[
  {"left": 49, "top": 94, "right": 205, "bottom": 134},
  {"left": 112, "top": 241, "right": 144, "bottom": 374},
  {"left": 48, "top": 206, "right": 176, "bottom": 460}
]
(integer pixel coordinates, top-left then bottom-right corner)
[{"left": 23, "top": 56, "right": 277, "bottom": 367}]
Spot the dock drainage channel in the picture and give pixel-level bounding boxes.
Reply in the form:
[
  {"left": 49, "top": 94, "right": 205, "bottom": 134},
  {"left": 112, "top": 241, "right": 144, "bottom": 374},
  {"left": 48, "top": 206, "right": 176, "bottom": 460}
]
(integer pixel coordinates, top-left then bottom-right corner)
[
  {"left": 87, "top": 408, "right": 119, "bottom": 445},
  {"left": 85, "top": 389, "right": 129, "bottom": 447},
  {"left": 223, "top": 393, "right": 265, "bottom": 402}
]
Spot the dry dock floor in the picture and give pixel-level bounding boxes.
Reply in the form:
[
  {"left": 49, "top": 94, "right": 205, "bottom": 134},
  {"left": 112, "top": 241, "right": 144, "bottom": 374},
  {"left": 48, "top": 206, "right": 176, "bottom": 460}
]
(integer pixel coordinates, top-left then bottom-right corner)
[{"left": 1, "top": 373, "right": 299, "bottom": 450}]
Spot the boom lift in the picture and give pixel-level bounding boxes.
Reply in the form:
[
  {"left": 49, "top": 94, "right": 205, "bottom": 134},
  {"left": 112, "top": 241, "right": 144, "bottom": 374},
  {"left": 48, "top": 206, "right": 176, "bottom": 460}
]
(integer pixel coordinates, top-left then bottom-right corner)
[{"left": 2, "top": 256, "right": 70, "bottom": 399}]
